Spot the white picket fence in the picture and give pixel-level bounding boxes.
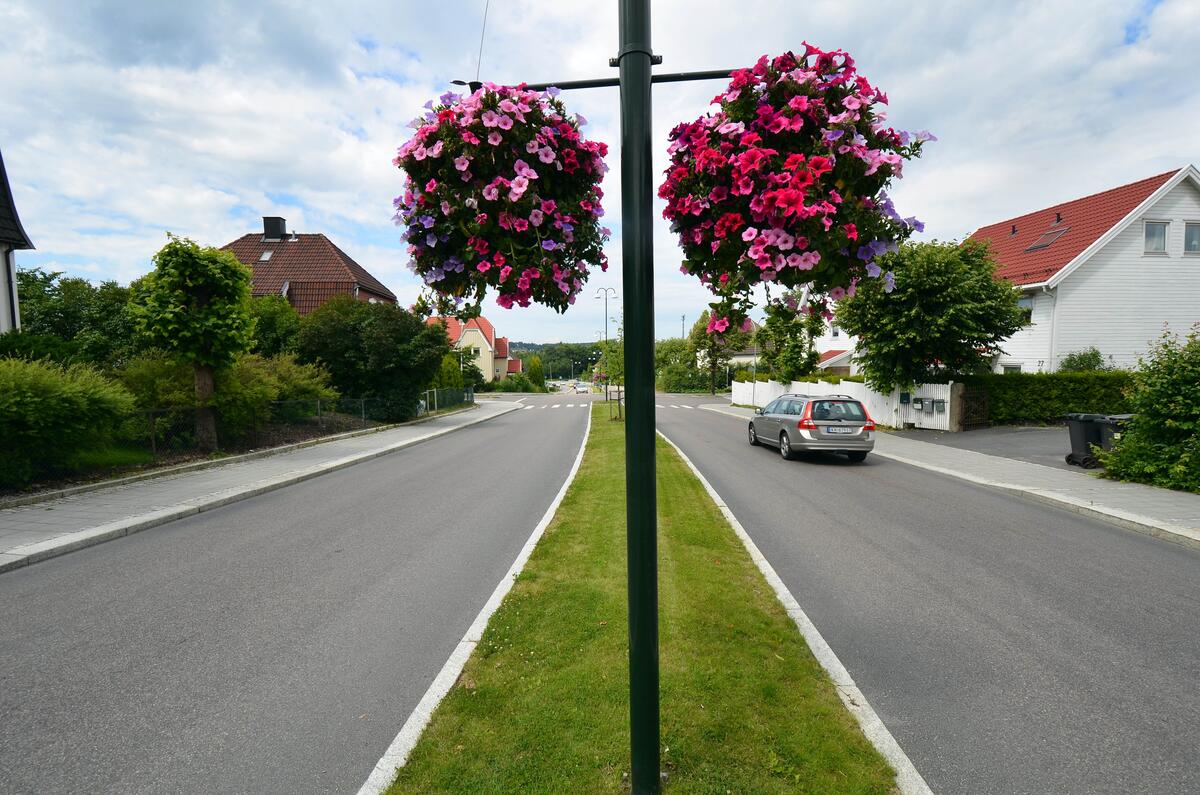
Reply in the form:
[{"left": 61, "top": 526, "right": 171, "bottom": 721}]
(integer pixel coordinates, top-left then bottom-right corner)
[{"left": 732, "top": 379, "right": 955, "bottom": 431}]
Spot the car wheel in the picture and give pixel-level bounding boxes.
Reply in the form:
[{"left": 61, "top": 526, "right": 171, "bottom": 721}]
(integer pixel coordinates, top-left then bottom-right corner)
[
  {"left": 779, "top": 432, "right": 795, "bottom": 460},
  {"left": 748, "top": 423, "right": 758, "bottom": 446},
  {"left": 846, "top": 451, "right": 868, "bottom": 463}
]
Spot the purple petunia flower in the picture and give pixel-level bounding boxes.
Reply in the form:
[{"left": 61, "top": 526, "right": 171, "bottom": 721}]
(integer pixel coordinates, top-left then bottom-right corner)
[{"left": 541, "top": 240, "right": 558, "bottom": 251}]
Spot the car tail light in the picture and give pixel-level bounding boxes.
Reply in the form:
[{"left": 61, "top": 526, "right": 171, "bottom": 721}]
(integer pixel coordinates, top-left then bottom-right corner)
[
  {"left": 863, "top": 409, "right": 876, "bottom": 432},
  {"left": 797, "top": 401, "right": 816, "bottom": 430}
]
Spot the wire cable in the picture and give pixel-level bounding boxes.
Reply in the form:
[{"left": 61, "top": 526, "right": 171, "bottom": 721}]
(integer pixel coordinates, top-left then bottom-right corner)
[{"left": 474, "top": 0, "right": 491, "bottom": 83}]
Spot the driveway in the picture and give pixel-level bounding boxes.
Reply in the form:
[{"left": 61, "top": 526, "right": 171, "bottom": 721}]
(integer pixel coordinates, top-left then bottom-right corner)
[{"left": 891, "top": 424, "right": 1077, "bottom": 471}]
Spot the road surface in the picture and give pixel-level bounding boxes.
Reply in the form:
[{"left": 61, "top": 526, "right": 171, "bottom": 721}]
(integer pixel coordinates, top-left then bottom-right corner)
[
  {"left": 0, "top": 396, "right": 591, "bottom": 794},
  {"left": 656, "top": 394, "right": 1200, "bottom": 795}
]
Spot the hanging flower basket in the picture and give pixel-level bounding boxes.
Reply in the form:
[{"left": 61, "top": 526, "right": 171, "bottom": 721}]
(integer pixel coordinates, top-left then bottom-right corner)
[
  {"left": 660, "top": 45, "right": 934, "bottom": 333},
  {"left": 393, "top": 84, "right": 611, "bottom": 317}
]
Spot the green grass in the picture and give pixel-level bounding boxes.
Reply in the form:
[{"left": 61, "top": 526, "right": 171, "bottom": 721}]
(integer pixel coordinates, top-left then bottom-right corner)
[
  {"left": 387, "top": 404, "right": 895, "bottom": 793},
  {"left": 69, "top": 444, "right": 155, "bottom": 471}
]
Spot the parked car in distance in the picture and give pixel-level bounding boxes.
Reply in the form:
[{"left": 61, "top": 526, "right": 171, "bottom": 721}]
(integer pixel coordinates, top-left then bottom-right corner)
[
  {"left": 574, "top": 382, "right": 590, "bottom": 394},
  {"left": 748, "top": 394, "right": 875, "bottom": 462}
]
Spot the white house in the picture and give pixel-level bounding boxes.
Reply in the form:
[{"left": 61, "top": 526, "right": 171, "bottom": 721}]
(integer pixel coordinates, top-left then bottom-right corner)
[
  {"left": 0, "top": 149, "right": 34, "bottom": 333},
  {"left": 970, "top": 165, "right": 1200, "bottom": 372}
]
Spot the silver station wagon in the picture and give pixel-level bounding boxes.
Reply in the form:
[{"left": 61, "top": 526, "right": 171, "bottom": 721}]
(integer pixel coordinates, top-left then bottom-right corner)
[{"left": 748, "top": 394, "right": 876, "bottom": 462}]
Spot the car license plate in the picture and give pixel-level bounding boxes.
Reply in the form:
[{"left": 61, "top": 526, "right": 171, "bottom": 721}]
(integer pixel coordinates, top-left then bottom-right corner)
[{"left": 826, "top": 426, "right": 855, "bottom": 434}]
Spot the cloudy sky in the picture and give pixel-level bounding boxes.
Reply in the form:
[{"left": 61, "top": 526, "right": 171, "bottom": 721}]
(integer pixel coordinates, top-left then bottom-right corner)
[{"left": 2, "top": 0, "right": 1195, "bottom": 343}]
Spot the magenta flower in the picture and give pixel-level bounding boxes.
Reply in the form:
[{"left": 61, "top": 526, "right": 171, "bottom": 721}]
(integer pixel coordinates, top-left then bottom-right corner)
[
  {"left": 482, "top": 110, "right": 499, "bottom": 128},
  {"left": 529, "top": 208, "right": 544, "bottom": 226},
  {"left": 487, "top": 131, "right": 502, "bottom": 146},
  {"left": 538, "top": 147, "right": 556, "bottom": 164},
  {"left": 454, "top": 156, "right": 470, "bottom": 171},
  {"left": 741, "top": 227, "right": 758, "bottom": 242}
]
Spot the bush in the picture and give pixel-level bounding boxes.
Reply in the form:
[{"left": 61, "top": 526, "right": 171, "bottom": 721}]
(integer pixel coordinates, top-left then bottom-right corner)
[
  {"left": 961, "top": 371, "right": 1132, "bottom": 424},
  {"left": 248, "top": 295, "right": 301, "bottom": 357},
  {"left": 118, "top": 351, "right": 192, "bottom": 408},
  {"left": 484, "top": 373, "right": 541, "bottom": 393},
  {"left": 1100, "top": 329, "right": 1200, "bottom": 493},
  {"left": 1059, "top": 347, "right": 1108, "bottom": 373},
  {"left": 658, "top": 362, "right": 708, "bottom": 392},
  {"left": 215, "top": 354, "right": 339, "bottom": 437},
  {"left": 0, "top": 358, "right": 135, "bottom": 487},
  {"left": 0, "top": 331, "right": 83, "bottom": 364}
]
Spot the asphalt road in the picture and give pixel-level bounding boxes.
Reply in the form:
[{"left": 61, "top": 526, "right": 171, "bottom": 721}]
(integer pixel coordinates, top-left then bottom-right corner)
[
  {"left": 0, "top": 397, "right": 592, "bottom": 795},
  {"left": 656, "top": 396, "right": 1200, "bottom": 795}
]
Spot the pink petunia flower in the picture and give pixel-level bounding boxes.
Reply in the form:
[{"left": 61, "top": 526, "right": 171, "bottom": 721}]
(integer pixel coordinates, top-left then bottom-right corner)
[{"left": 488, "top": 131, "right": 502, "bottom": 146}]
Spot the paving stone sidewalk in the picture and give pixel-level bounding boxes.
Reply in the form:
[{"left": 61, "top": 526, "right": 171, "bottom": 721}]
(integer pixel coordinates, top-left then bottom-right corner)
[
  {"left": 702, "top": 404, "right": 1200, "bottom": 549},
  {"left": 0, "top": 402, "right": 518, "bottom": 573}
]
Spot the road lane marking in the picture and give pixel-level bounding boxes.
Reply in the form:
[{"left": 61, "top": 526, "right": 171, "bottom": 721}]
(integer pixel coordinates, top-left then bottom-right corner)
[
  {"left": 681, "top": 405, "right": 694, "bottom": 410},
  {"left": 669, "top": 404, "right": 680, "bottom": 409},
  {"left": 552, "top": 404, "right": 561, "bottom": 408},
  {"left": 523, "top": 405, "right": 534, "bottom": 410},
  {"left": 656, "top": 429, "right": 934, "bottom": 795},
  {"left": 358, "top": 408, "right": 595, "bottom": 794},
  {"left": 656, "top": 404, "right": 665, "bottom": 408}
]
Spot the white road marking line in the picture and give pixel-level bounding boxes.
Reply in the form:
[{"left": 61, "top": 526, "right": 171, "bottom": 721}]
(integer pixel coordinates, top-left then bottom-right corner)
[
  {"left": 523, "top": 405, "right": 534, "bottom": 410},
  {"left": 357, "top": 410, "right": 594, "bottom": 795},
  {"left": 552, "top": 404, "right": 561, "bottom": 408},
  {"left": 656, "top": 430, "right": 933, "bottom": 795},
  {"left": 656, "top": 404, "right": 665, "bottom": 408},
  {"left": 566, "top": 403, "right": 575, "bottom": 408},
  {"left": 681, "top": 405, "right": 694, "bottom": 410},
  {"left": 670, "top": 404, "right": 680, "bottom": 409}
]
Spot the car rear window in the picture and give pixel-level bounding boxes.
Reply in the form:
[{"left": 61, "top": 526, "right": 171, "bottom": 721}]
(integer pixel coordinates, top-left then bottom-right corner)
[{"left": 810, "top": 400, "right": 866, "bottom": 421}]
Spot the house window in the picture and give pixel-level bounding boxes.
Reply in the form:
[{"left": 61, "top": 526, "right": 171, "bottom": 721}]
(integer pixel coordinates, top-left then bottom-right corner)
[
  {"left": 831, "top": 324, "right": 840, "bottom": 338},
  {"left": 1185, "top": 222, "right": 1200, "bottom": 254},
  {"left": 1144, "top": 221, "right": 1168, "bottom": 254},
  {"left": 1017, "top": 296, "right": 1034, "bottom": 324},
  {"left": 1002, "top": 364, "right": 1022, "bottom": 375}
]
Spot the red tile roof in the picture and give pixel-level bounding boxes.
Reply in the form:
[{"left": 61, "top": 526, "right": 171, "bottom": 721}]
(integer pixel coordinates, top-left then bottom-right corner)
[
  {"left": 426, "top": 316, "right": 496, "bottom": 349},
  {"left": 494, "top": 336, "right": 509, "bottom": 358},
  {"left": 507, "top": 357, "right": 523, "bottom": 374},
  {"left": 223, "top": 233, "right": 396, "bottom": 312},
  {"left": 968, "top": 169, "right": 1179, "bottom": 287},
  {"left": 819, "top": 349, "right": 849, "bottom": 364}
]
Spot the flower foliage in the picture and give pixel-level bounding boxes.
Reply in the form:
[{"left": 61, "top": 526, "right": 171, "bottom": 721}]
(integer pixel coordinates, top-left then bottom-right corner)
[
  {"left": 393, "top": 84, "right": 611, "bottom": 317},
  {"left": 660, "top": 46, "right": 933, "bottom": 333}
]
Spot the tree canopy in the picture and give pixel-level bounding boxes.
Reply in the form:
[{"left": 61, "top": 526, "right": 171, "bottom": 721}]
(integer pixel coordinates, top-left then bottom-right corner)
[{"left": 835, "top": 240, "right": 1025, "bottom": 392}]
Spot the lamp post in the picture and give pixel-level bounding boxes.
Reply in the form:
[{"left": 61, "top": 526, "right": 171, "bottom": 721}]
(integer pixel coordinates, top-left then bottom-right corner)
[{"left": 596, "top": 287, "right": 617, "bottom": 400}]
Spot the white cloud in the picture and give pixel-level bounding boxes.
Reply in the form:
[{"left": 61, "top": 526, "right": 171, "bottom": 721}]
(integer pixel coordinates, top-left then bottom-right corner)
[{"left": 2, "top": 0, "right": 1197, "bottom": 341}]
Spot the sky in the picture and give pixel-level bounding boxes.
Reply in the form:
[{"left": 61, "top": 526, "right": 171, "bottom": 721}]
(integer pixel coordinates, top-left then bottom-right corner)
[{"left": 2, "top": 0, "right": 1196, "bottom": 343}]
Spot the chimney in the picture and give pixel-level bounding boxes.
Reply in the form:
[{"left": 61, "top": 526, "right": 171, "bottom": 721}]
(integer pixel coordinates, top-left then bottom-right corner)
[
  {"left": 1010, "top": 224, "right": 1017, "bottom": 235},
  {"left": 1055, "top": 212, "right": 1062, "bottom": 224},
  {"left": 263, "top": 216, "right": 286, "bottom": 241}
]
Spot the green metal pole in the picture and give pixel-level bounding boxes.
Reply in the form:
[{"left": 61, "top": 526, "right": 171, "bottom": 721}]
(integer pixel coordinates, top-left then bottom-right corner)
[{"left": 617, "top": 0, "right": 660, "bottom": 791}]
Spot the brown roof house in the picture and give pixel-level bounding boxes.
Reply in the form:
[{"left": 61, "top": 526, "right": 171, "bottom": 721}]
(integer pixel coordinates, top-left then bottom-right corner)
[
  {"left": 1, "top": 148, "right": 34, "bottom": 333},
  {"left": 223, "top": 217, "right": 396, "bottom": 315}
]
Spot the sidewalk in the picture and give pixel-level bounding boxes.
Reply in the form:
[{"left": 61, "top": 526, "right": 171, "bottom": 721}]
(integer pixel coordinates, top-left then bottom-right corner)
[
  {"left": 0, "top": 401, "right": 520, "bottom": 574},
  {"left": 701, "top": 404, "right": 1200, "bottom": 549}
]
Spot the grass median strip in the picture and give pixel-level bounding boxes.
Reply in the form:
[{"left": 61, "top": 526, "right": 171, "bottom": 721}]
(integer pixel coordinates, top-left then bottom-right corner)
[{"left": 387, "top": 404, "right": 895, "bottom": 793}]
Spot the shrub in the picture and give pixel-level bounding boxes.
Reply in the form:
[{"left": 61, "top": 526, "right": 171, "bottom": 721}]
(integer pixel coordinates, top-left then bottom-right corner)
[
  {"left": 0, "top": 331, "right": 83, "bottom": 364},
  {"left": 118, "top": 351, "right": 192, "bottom": 408},
  {"left": 658, "top": 363, "right": 708, "bottom": 393},
  {"left": 1100, "top": 329, "right": 1200, "bottom": 493},
  {"left": 0, "top": 358, "right": 135, "bottom": 487},
  {"left": 961, "top": 371, "right": 1132, "bottom": 425},
  {"left": 248, "top": 295, "right": 302, "bottom": 357},
  {"left": 1058, "top": 347, "right": 1108, "bottom": 372},
  {"left": 486, "top": 373, "right": 540, "bottom": 393}
]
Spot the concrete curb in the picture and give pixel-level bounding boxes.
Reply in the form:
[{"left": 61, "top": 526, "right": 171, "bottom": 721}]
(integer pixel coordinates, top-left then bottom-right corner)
[
  {"left": 0, "top": 403, "right": 517, "bottom": 576},
  {"left": 698, "top": 404, "right": 1200, "bottom": 550},
  {"left": 657, "top": 428, "right": 932, "bottom": 795},
  {"left": 0, "top": 405, "right": 480, "bottom": 510}
]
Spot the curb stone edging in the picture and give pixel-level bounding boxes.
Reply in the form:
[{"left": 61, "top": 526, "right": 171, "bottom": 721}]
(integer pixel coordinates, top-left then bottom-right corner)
[
  {"left": 0, "top": 404, "right": 480, "bottom": 510},
  {"left": 657, "top": 428, "right": 933, "bottom": 795},
  {"left": 0, "top": 403, "right": 514, "bottom": 576},
  {"left": 698, "top": 404, "right": 1200, "bottom": 550}
]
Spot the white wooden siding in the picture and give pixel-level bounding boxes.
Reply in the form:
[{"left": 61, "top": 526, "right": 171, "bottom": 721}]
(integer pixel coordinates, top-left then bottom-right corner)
[
  {"left": 1053, "top": 180, "right": 1200, "bottom": 369},
  {"left": 995, "top": 291, "right": 1054, "bottom": 372},
  {"left": 732, "top": 379, "right": 953, "bottom": 430}
]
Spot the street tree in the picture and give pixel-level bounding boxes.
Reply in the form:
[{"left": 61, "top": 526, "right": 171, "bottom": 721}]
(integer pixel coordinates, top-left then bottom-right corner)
[
  {"left": 527, "top": 355, "right": 545, "bottom": 389},
  {"left": 132, "top": 235, "right": 253, "bottom": 450},
  {"left": 836, "top": 240, "right": 1026, "bottom": 392},
  {"left": 15, "top": 267, "right": 144, "bottom": 369},
  {"left": 688, "top": 310, "right": 749, "bottom": 394},
  {"left": 757, "top": 301, "right": 824, "bottom": 382}
]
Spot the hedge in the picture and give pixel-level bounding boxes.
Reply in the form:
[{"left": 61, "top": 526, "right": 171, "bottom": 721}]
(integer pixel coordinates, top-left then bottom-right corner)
[
  {"left": 961, "top": 371, "right": 1132, "bottom": 424},
  {"left": 0, "top": 358, "right": 135, "bottom": 487}
]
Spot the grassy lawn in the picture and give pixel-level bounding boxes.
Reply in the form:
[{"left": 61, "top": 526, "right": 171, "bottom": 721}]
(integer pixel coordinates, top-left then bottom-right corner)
[{"left": 387, "top": 404, "right": 894, "bottom": 793}]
